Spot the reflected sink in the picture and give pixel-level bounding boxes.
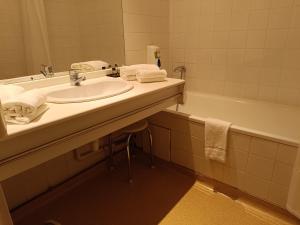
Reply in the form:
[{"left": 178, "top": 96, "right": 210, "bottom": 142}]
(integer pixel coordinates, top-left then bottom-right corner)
[{"left": 46, "top": 78, "right": 133, "bottom": 103}]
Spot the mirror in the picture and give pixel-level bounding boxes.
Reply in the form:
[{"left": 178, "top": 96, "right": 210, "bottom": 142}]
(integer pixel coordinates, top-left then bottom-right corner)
[{"left": 0, "top": 0, "right": 125, "bottom": 80}]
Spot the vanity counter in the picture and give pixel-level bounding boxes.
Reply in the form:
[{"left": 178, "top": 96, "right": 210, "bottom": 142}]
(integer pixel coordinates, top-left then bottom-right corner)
[{"left": 0, "top": 77, "right": 184, "bottom": 181}]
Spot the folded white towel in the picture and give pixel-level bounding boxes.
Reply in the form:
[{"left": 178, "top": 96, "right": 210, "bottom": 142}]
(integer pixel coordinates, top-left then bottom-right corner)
[
  {"left": 2, "top": 89, "right": 48, "bottom": 124},
  {"left": 0, "top": 84, "right": 25, "bottom": 102},
  {"left": 0, "top": 100, "right": 7, "bottom": 138},
  {"left": 71, "top": 60, "right": 109, "bottom": 72},
  {"left": 120, "top": 64, "right": 160, "bottom": 81},
  {"left": 136, "top": 69, "right": 167, "bottom": 83},
  {"left": 205, "top": 118, "right": 232, "bottom": 163},
  {"left": 119, "top": 66, "right": 138, "bottom": 81}
]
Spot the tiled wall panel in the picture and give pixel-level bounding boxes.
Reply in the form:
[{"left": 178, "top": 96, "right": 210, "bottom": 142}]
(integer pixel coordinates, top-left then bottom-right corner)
[
  {"left": 149, "top": 111, "right": 298, "bottom": 208},
  {"left": 170, "top": 0, "right": 300, "bottom": 106}
]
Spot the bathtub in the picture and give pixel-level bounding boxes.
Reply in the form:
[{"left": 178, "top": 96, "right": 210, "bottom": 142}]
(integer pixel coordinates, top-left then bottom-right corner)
[
  {"left": 149, "top": 91, "right": 299, "bottom": 209},
  {"left": 169, "top": 91, "right": 300, "bottom": 146}
]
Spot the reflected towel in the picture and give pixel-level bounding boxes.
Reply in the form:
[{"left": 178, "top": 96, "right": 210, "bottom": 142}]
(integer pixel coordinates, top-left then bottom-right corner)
[
  {"left": 205, "top": 118, "right": 231, "bottom": 163},
  {"left": 136, "top": 69, "right": 167, "bottom": 83},
  {"left": 120, "top": 64, "right": 160, "bottom": 81},
  {"left": 287, "top": 148, "right": 300, "bottom": 219},
  {"left": 0, "top": 100, "right": 7, "bottom": 138},
  {"left": 2, "top": 89, "right": 48, "bottom": 124},
  {"left": 0, "top": 85, "right": 25, "bottom": 101},
  {"left": 71, "top": 60, "right": 109, "bottom": 72}
]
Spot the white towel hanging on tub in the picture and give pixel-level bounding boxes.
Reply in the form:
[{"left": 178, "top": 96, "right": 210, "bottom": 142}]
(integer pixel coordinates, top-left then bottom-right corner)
[{"left": 205, "top": 118, "right": 231, "bottom": 163}]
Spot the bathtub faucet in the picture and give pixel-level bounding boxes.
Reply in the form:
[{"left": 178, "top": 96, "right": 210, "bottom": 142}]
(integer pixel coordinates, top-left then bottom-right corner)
[{"left": 173, "top": 66, "right": 186, "bottom": 80}]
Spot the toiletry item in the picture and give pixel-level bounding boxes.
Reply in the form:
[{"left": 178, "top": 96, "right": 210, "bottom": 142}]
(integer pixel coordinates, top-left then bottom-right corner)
[{"left": 147, "top": 45, "right": 161, "bottom": 67}]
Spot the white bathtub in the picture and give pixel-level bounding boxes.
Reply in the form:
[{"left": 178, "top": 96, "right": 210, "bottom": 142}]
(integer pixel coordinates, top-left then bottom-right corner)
[
  {"left": 169, "top": 91, "right": 300, "bottom": 146},
  {"left": 150, "top": 91, "right": 300, "bottom": 209}
]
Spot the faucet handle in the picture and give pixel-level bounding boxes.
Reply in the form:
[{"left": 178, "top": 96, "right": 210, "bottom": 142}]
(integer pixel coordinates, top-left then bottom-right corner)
[
  {"left": 69, "top": 69, "right": 80, "bottom": 79},
  {"left": 69, "top": 69, "right": 86, "bottom": 86},
  {"left": 41, "top": 64, "right": 54, "bottom": 77},
  {"left": 107, "top": 64, "right": 120, "bottom": 78}
]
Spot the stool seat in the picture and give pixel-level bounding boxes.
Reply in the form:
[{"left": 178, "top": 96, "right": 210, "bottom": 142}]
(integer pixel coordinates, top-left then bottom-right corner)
[
  {"left": 122, "top": 120, "right": 148, "bottom": 133},
  {"left": 108, "top": 119, "right": 153, "bottom": 182}
]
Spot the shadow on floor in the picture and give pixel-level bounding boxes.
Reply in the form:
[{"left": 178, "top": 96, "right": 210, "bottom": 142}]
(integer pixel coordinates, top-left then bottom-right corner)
[{"left": 17, "top": 157, "right": 196, "bottom": 225}]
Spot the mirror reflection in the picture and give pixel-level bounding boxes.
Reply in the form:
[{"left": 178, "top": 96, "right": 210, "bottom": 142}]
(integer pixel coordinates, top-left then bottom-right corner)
[{"left": 0, "top": 0, "right": 125, "bottom": 80}]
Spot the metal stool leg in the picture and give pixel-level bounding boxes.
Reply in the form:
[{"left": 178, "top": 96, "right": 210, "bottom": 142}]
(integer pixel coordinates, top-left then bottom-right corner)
[
  {"left": 126, "top": 133, "right": 133, "bottom": 183},
  {"left": 108, "top": 134, "right": 114, "bottom": 171},
  {"left": 147, "top": 128, "right": 154, "bottom": 168}
]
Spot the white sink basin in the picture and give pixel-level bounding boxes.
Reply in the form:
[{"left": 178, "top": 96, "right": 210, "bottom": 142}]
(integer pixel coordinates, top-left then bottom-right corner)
[{"left": 45, "top": 78, "right": 133, "bottom": 103}]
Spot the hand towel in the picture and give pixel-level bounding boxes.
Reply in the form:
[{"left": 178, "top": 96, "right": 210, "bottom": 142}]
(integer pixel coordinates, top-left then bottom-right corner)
[
  {"left": 71, "top": 60, "right": 109, "bottom": 72},
  {"left": 2, "top": 89, "right": 48, "bottom": 124},
  {"left": 205, "top": 118, "right": 232, "bottom": 163},
  {"left": 0, "top": 84, "right": 25, "bottom": 102},
  {"left": 120, "top": 64, "right": 160, "bottom": 81},
  {"left": 136, "top": 69, "right": 167, "bottom": 83},
  {"left": 0, "top": 100, "right": 7, "bottom": 138}
]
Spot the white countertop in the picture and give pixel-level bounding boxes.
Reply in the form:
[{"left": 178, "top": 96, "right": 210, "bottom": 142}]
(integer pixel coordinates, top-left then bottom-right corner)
[{"left": 5, "top": 77, "right": 184, "bottom": 139}]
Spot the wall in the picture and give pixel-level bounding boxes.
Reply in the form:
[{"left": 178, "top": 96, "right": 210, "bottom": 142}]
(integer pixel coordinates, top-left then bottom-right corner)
[
  {"left": 149, "top": 111, "right": 298, "bottom": 208},
  {"left": 0, "top": 0, "right": 125, "bottom": 79},
  {"left": 45, "top": 0, "right": 125, "bottom": 73},
  {"left": 170, "top": 0, "right": 300, "bottom": 106},
  {"left": 2, "top": 140, "right": 107, "bottom": 210},
  {"left": 122, "top": 0, "right": 170, "bottom": 72},
  {"left": 0, "top": 0, "right": 27, "bottom": 79}
]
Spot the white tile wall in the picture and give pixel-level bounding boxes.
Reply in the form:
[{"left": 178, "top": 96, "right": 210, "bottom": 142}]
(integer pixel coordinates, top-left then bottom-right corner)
[
  {"left": 169, "top": 0, "right": 300, "bottom": 106},
  {"left": 122, "top": 0, "right": 170, "bottom": 72},
  {"left": 149, "top": 111, "right": 299, "bottom": 208}
]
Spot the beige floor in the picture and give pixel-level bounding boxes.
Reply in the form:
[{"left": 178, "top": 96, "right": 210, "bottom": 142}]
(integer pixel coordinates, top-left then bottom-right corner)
[{"left": 16, "top": 157, "right": 300, "bottom": 225}]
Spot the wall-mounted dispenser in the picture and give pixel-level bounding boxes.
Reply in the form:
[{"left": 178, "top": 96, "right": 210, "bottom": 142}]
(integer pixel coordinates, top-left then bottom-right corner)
[{"left": 147, "top": 45, "right": 161, "bottom": 68}]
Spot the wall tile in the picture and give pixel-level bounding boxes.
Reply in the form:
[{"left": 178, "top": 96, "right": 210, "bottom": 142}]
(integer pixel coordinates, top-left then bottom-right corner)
[
  {"left": 241, "top": 174, "right": 271, "bottom": 200},
  {"left": 169, "top": 0, "right": 300, "bottom": 106},
  {"left": 250, "top": 138, "right": 279, "bottom": 159},
  {"left": 246, "top": 154, "right": 275, "bottom": 180},
  {"left": 268, "top": 184, "right": 289, "bottom": 207},
  {"left": 272, "top": 161, "right": 293, "bottom": 186},
  {"left": 276, "top": 144, "right": 298, "bottom": 165}
]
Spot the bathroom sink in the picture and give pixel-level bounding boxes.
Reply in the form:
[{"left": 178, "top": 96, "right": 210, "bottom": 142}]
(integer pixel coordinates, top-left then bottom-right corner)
[{"left": 46, "top": 78, "right": 133, "bottom": 103}]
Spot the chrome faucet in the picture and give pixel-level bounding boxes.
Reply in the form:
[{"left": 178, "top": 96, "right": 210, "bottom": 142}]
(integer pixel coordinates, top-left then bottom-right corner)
[
  {"left": 41, "top": 64, "right": 54, "bottom": 78},
  {"left": 173, "top": 66, "right": 186, "bottom": 80},
  {"left": 69, "top": 69, "right": 86, "bottom": 86}
]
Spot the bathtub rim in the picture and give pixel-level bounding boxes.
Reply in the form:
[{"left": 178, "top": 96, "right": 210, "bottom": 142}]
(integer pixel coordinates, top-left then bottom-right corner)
[{"left": 164, "top": 109, "right": 299, "bottom": 147}]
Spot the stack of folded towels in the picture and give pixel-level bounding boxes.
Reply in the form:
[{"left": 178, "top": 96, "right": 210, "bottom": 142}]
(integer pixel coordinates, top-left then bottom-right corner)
[
  {"left": 120, "top": 64, "right": 167, "bottom": 83},
  {"left": 71, "top": 60, "right": 109, "bottom": 73},
  {"left": 0, "top": 85, "right": 48, "bottom": 125}
]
